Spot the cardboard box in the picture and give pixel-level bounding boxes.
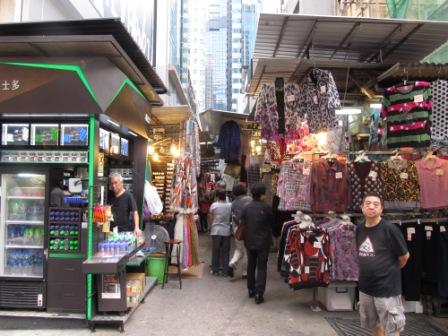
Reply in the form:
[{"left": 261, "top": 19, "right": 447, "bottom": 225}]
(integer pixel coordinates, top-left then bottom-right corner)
[{"left": 126, "top": 273, "right": 146, "bottom": 294}]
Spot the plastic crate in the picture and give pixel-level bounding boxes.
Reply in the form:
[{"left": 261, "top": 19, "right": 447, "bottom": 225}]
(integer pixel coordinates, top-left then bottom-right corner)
[{"left": 317, "top": 282, "right": 357, "bottom": 311}]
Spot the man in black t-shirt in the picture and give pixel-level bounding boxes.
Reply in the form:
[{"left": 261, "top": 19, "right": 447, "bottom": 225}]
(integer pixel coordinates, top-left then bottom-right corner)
[
  {"left": 357, "top": 193, "right": 409, "bottom": 336},
  {"left": 109, "top": 173, "right": 142, "bottom": 235}
]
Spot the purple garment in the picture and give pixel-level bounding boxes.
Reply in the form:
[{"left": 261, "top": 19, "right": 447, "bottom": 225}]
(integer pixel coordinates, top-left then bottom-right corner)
[
  {"left": 277, "top": 160, "right": 312, "bottom": 211},
  {"left": 327, "top": 223, "right": 359, "bottom": 281}
]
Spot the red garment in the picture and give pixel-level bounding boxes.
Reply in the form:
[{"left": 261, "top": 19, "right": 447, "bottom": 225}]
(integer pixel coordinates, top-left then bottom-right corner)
[
  {"left": 311, "top": 158, "right": 349, "bottom": 213},
  {"left": 284, "top": 227, "right": 331, "bottom": 289}
]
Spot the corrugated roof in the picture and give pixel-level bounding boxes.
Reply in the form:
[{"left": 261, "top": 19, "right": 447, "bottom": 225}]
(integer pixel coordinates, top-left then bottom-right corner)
[{"left": 255, "top": 14, "right": 448, "bottom": 64}]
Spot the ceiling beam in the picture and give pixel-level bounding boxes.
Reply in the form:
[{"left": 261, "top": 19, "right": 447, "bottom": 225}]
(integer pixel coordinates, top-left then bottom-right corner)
[
  {"left": 296, "top": 20, "right": 318, "bottom": 58},
  {"left": 382, "top": 23, "right": 424, "bottom": 62},
  {"left": 329, "top": 22, "right": 361, "bottom": 60},
  {"left": 272, "top": 16, "right": 289, "bottom": 57},
  {"left": 364, "top": 23, "right": 402, "bottom": 63}
]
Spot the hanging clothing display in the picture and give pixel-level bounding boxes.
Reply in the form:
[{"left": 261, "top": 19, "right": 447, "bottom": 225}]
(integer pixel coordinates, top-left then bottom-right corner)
[
  {"left": 382, "top": 81, "right": 432, "bottom": 148},
  {"left": 380, "top": 158, "right": 420, "bottom": 210},
  {"left": 182, "top": 119, "right": 201, "bottom": 175},
  {"left": 255, "top": 82, "right": 305, "bottom": 141},
  {"left": 431, "top": 79, "right": 448, "bottom": 145},
  {"left": 347, "top": 161, "right": 382, "bottom": 211},
  {"left": 283, "top": 224, "right": 331, "bottom": 289},
  {"left": 276, "top": 160, "right": 312, "bottom": 211},
  {"left": 322, "top": 220, "right": 359, "bottom": 282},
  {"left": 216, "top": 121, "right": 241, "bottom": 161},
  {"left": 171, "top": 153, "right": 198, "bottom": 212},
  {"left": 415, "top": 157, "right": 448, "bottom": 209},
  {"left": 247, "top": 164, "right": 261, "bottom": 189},
  {"left": 311, "top": 158, "right": 348, "bottom": 213},
  {"left": 298, "top": 68, "right": 340, "bottom": 133}
]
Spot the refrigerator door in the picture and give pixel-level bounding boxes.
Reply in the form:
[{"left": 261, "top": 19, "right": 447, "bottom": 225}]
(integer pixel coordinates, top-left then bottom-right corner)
[{"left": 0, "top": 173, "right": 46, "bottom": 278}]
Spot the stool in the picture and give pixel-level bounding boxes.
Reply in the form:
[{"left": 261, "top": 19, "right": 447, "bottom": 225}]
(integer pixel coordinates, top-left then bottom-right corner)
[{"left": 162, "top": 239, "right": 182, "bottom": 289}]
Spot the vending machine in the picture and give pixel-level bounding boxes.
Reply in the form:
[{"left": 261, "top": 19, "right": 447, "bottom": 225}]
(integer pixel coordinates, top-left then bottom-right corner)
[{"left": 0, "top": 168, "right": 48, "bottom": 309}]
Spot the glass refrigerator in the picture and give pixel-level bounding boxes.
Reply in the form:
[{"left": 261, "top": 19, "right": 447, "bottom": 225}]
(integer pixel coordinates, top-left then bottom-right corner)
[{"left": 0, "top": 172, "right": 46, "bottom": 279}]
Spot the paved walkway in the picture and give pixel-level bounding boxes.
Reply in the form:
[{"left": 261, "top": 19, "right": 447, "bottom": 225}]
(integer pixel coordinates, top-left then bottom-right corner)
[{"left": 1, "top": 233, "right": 447, "bottom": 336}]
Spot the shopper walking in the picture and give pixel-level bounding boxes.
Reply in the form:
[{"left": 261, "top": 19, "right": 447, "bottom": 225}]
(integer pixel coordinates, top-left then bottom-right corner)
[
  {"left": 208, "top": 190, "right": 232, "bottom": 276},
  {"left": 229, "top": 183, "right": 252, "bottom": 279},
  {"left": 240, "top": 182, "right": 273, "bottom": 304},
  {"left": 357, "top": 193, "right": 410, "bottom": 336},
  {"left": 198, "top": 188, "right": 211, "bottom": 232}
]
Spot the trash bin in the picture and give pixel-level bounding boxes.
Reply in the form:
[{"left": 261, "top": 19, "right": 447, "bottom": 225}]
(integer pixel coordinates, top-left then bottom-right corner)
[{"left": 147, "top": 255, "right": 166, "bottom": 285}]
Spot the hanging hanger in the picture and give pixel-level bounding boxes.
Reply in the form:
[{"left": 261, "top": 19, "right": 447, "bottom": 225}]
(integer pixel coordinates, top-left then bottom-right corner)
[
  {"left": 401, "top": 68, "right": 409, "bottom": 86},
  {"left": 292, "top": 210, "right": 304, "bottom": 223},
  {"left": 424, "top": 149, "right": 437, "bottom": 161},
  {"left": 354, "top": 150, "right": 370, "bottom": 163},
  {"left": 299, "top": 214, "right": 315, "bottom": 230}
]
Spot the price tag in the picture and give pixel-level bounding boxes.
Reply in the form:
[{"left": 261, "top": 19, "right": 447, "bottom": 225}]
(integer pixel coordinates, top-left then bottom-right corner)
[
  {"left": 414, "top": 94, "right": 424, "bottom": 103},
  {"left": 303, "top": 168, "right": 311, "bottom": 176},
  {"left": 441, "top": 226, "right": 446, "bottom": 233},
  {"left": 313, "top": 242, "right": 322, "bottom": 249},
  {"left": 286, "top": 95, "right": 296, "bottom": 102},
  {"left": 335, "top": 172, "right": 343, "bottom": 179},
  {"left": 320, "top": 85, "right": 327, "bottom": 94},
  {"left": 305, "top": 266, "right": 310, "bottom": 274},
  {"left": 425, "top": 225, "right": 433, "bottom": 231},
  {"left": 407, "top": 227, "right": 416, "bottom": 235},
  {"left": 436, "top": 169, "right": 444, "bottom": 176},
  {"left": 368, "top": 171, "right": 378, "bottom": 180},
  {"left": 426, "top": 231, "right": 432, "bottom": 240},
  {"left": 400, "top": 172, "right": 408, "bottom": 180},
  {"left": 313, "top": 96, "right": 318, "bottom": 105}
]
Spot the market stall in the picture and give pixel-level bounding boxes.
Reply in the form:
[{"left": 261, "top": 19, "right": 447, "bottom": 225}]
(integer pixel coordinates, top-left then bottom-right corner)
[
  {"left": 245, "top": 13, "right": 448, "bottom": 315},
  {"left": 0, "top": 18, "right": 168, "bottom": 329}
]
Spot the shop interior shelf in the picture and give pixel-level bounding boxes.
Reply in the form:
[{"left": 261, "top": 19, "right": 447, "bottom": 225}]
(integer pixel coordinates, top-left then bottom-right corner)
[
  {"left": 6, "top": 245, "right": 44, "bottom": 249},
  {"left": 7, "top": 196, "right": 45, "bottom": 200},
  {"left": 6, "top": 220, "right": 44, "bottom": 225}
]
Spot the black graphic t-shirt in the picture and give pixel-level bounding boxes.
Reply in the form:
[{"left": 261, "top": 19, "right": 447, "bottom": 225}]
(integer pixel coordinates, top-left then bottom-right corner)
[
  {"left": 357, "top": 219, "right": 408, "bottom": 297},
  {"left": 110, "top": 191, "right": 138, "bottom": 232}
]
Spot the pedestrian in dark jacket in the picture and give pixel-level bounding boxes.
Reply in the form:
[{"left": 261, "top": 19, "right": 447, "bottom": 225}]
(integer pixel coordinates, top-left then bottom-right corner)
[{"left": 239, "top": 182, "right": 273, "bottom": 304}]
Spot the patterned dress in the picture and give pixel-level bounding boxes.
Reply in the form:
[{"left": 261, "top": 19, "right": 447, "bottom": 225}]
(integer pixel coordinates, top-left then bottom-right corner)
[{"left": 347, "top": 161, "right": 383, "bottom": 211}]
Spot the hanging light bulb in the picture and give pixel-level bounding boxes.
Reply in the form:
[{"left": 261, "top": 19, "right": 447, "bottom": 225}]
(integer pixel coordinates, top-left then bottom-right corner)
[
  {"left": 316, "top": 131, "right": 328, "bottom": 147},
  {"left": 250, "top": 139, "right": 256, "bottom": 148},
  {"left": 152, "top": 152, "right": 159, "bottom": 162},
  {"left": 170, "top": 144, "right": 178, "bottom": 156},
  {"left": 147, "top": 145, "right": 155, "bottom": 155}
]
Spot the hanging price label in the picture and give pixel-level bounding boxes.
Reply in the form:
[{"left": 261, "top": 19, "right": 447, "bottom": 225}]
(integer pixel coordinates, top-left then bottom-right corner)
[
  {"left": 335, "top": 172, "right": 343, "bottom": 179},
  {"left": 320, "top": 85, "right": 327, "bottom": 94},
  {"left": 400, "top": 172, "right": 408, "bottom": 180},
  {"left": 313, "top": 96, "right": 318, "bottom": 105},
  {"left": 303, "top": 168, "right": 311, "bottom": 176},
  {"left": 286, "top": 95, "right": 296, "bottom": 102},
  {"left": 441, "top": 226, "right": 446, "bottom": 233},
  {"left": 436, "top": 169, "right": 444, "bottom": 176},
  {"left": 368, "top": 171, "right": 378, "bottom": 180},
  {"left": 414, "top": 94, "right": 424, "bottom": 103}
]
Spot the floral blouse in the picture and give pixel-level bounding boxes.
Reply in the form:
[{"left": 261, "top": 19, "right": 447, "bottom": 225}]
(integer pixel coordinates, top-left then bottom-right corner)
[
  {"left": 277, "top": 160, "right": 312, "bottom": 211},
  {"left": 298, "top": 68, "right": 340, "bottom": 133},
  {"left": 380, "top": 159, "right": 420, "bottom": 210}
]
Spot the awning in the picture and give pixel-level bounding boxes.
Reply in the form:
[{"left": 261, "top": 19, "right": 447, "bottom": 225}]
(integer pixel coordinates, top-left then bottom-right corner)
[
  {"left": 255, "top": 13, "right": 448, "bottom": 64},
  {"left": 151, "top": 105, "right": 192, "bottom": 125},
  {"left": 199, "top": 109, "right": 249, "bottom": 138},
  {"left": 0, "top": 18, "right": 167, "bottom": 104}
]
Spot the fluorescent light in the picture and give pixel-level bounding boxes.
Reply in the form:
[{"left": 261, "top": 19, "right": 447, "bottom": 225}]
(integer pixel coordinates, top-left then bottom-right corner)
[
  {"left": 2, "top": 114, "right": 88, "bottom": 117},
  {"left": 335, "top": 108, "right": 362, "bottom": 115},
  {"left": 128, "top": 131, "right": 138, "bottom": 137},
  {"left": 106, "top": 119, "right": 120, "bottom": 127},
  {"left": 369, "top": 104, "right": 382, "bottom": 109}
]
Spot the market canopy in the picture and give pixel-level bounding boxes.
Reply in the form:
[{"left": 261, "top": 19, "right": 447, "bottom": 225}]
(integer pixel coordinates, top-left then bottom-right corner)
[
  {"left": 249, "top": 14, "right": 448, "bottom": 100},
  {"left": 254, "top": 13, "right": 448, "bottom": 63},
  {"left": 199, "top": 109, "right": 249, "bottom": 138}
]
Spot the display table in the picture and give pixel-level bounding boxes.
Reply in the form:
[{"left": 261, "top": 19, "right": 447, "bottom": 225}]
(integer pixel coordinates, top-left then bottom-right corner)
[{"left": 82, "top": 245, "right": 153, "bottom": 331}]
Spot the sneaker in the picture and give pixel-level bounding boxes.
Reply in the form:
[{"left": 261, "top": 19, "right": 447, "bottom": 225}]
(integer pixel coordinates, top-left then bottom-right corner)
[
  {"left": 227, "top": 267, "right": 234, "bottom": 278},
  {"left": 242, "top": 274, "right": 247, "bottom": 279},
  {"left": 210, "top": 270, "right": 219, "bottom": 276}
]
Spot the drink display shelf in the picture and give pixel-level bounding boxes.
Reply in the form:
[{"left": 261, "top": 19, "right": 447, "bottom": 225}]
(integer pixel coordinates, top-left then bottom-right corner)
[
  {"left": 6, "top": 220, "right": 44, "bottom": 225},
  {"left": 6, "top": 245, "right": 44, "bottom": 249},
  {"left": 6, "top": 196, "right": 45, "bottom": 200}
]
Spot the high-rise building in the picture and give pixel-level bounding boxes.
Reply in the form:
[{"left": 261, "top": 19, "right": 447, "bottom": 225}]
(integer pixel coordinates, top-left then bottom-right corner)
[{"left": 180, "top": 0, "right": 207, "bottom": 112}]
